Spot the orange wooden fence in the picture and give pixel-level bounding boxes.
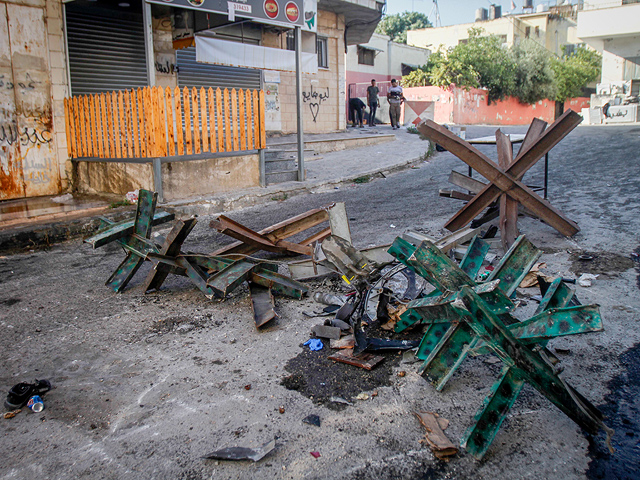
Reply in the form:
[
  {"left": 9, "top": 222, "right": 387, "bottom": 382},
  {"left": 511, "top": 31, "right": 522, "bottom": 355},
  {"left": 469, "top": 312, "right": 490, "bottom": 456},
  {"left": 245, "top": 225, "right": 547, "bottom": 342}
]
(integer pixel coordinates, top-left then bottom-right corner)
[{"left": 64, "top": 86, "right": 266, "bottom": 159}]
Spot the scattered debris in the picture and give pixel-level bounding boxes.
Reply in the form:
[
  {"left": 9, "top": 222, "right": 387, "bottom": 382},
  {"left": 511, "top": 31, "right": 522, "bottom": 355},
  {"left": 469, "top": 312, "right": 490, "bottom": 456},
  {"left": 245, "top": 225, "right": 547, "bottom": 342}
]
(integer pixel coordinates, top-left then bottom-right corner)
[
  {"left": 244, "top": 384, "right": 252, "bottom": 391},
  {"left": 578, "top": 273, "right": 599, "bottom": 287},
  {"left": 278, "top": 406, "right": 285, "bottom": 414},
  {"left": 329, "top": 335, "right": 355, "bottom": 350},
  {"left": 303, "top": 414, "right": 321, "bottom": 427},
  {"left": 329, "top": 396, "right": 353, "bottom": 406},
  {"left": 328, "top": 351, "right": 385, "bottom": 370},
  {"left": 397, "top": 371, "right": 406, "bottom": 377},
  {"left": 310, "top": 451, "right": 321, "bottom": 459},
  {"left": 249, "top": 283, "right": 277, "bottom": 328},
  {"left": 203, "top": 439, "right": 275, "bottom": 462},
  {"left": 312, "top": 325, "right": 341, "bottom": 340},
  {"left": 3, "top": 409, "right": 21, "bottom": 419},
  {"left": 303, "top": 339, "right": 324, "bottom": 351},
  {"left": 415, "top": 411, "right": 458, "bottom": 460},
  {"left": 355, "top": 393, "right": 369, "bottom": 401}
]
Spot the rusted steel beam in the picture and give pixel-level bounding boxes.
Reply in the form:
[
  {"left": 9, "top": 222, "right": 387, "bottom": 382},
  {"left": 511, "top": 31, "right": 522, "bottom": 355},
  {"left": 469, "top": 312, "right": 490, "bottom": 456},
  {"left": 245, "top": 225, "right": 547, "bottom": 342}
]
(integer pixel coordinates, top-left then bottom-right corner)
[{"left": 249, "top": 283, "right": 277, "bottom": 328}]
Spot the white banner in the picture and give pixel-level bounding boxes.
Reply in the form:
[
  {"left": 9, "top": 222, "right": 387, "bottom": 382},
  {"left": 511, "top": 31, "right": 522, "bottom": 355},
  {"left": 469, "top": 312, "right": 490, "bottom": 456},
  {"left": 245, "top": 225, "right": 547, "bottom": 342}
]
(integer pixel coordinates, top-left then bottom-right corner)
[{"left": 195, "top": 36, "right": 318, "bottom": 74}]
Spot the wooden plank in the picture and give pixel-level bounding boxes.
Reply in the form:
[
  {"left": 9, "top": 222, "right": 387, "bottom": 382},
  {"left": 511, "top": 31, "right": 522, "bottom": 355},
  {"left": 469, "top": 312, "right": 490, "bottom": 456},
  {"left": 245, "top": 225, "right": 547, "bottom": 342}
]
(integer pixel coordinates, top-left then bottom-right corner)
[
  {"left": 223, "top": 88, "right": 231, "bottom": 152},
  {"left": 252, "top": 90, "right": 259, "bottom": 149},
  {"left": 515, "top": 117, "right": 547, "bottom": 161},
  {"left": 183, "top": 87, "right": 192, "bottom": 155},
  {"left": 415, "top": 411, "right": 458, "bottom": 459},
  {"left": 105, "top": 93, "right": 114, "bottom": 158},
  {"left": 259, "top": 90, "right": 266, "bottom": 149},
  {"left": 199, "top": 87, "right": 209, "bottom": 153},
  {"left": 145, "top": 87, "right": 155, "bottom": 158},
  {"left": 238, "top": 88, "right": 246, "bottom": 150},
  {"left": 137, "top": 89, "right": 146, "bottom": 158},
  {"left": 63, "top": 99, "right": 74, "bottom": 158},
  {"left": 300, "top": 226, "right": 331, "bottom": 246},
  {"left": 449, "top": 170, "right": 487, "bottom": 194},
  {"left": 192, "top": 87, "right": 201, "bottom": 154},
  {"left": 78, "top": 96, "right": 86, "bottom": 157},
  {"left": 211, "top": 206, "right": 330, "bottom": 256},
  {"left": 166, "top": 87, "right": 175, "bottom": 156},
  {"left": 245, "top": 89, "right": 253, "bottom": 150},
  {"left": 124, "top": 90, "right": 133, "bottom": 158},
  {"left": 157, "top": 87, "right": 168, "bottom": 157},
  {"left": 439, "top": 189, "right": 474, "bottom": 201},
  {"left": 72, "top": 97, "right": 81, "bottom": 157},
  {"left": 496, "top": 130, "right": 519, "bottom": 251},
  {"left": 113, "top": 91, "right": 122, "bottom": 158},
  {"left": 231, "top": 88, "right": 238, "bottom": 151},
  {"left": 118, "top": 91, "right": 127, "bottom": 158},
  {"left": 99, "top": 94, "right": 107, "bottom": 158},
  {"left": 216, "top": 88, "right": 224, "bottom": 152},
  {"left": 82, "top": 95, "right": 90, "bottom": 156},
  {"left": 130, "top": 90, "right": 139, "bottom": 157},
  {"left": 175, "top": 86, "right": 184, "bottom": 156},
  {"left": 208, "top": 87, "right": 216, "bottom": 153},
  {"left": 89, "top": 94, "right": 98, "bottom": 157},
  {"left": 328, "top": 350, "right": 385, "bottom": 370}
]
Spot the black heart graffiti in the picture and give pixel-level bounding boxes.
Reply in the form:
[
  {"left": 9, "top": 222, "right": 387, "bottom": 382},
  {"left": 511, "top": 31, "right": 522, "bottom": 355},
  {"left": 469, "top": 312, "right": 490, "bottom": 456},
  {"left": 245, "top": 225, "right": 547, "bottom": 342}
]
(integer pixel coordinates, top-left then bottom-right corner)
[{"left": 309, "top": 103, "right": 320, "bottom": 122}]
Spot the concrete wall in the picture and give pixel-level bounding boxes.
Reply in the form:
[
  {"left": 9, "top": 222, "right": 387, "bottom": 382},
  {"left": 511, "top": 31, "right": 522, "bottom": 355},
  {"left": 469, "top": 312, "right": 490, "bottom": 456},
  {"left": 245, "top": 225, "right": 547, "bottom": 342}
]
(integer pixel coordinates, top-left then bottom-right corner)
[
  {"left": 0, "top": 0, "right": 69, "bottom": 200},
  {"left": 75, "top": 153, "right": 259, "bottom": 201},
  {"left": 403, "top": 85, "right": 590, "bottom": 125},
  {"left": 408, "top": 17, "right": 515, "bottom": 50}
]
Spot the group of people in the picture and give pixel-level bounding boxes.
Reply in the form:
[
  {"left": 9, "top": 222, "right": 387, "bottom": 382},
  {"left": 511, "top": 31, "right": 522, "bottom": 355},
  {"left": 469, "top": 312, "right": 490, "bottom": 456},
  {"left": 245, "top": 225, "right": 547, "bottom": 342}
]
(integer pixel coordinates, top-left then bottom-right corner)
[{"left": 348, "top": 78, "right": 405, "bottom": 129}]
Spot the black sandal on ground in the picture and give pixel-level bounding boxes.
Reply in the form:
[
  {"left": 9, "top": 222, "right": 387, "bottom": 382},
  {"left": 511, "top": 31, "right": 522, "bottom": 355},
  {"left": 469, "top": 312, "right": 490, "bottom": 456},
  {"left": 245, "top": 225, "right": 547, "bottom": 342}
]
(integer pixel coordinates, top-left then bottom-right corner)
[{"left": 4, "top": 379, "right": 52, "bottom": 410}]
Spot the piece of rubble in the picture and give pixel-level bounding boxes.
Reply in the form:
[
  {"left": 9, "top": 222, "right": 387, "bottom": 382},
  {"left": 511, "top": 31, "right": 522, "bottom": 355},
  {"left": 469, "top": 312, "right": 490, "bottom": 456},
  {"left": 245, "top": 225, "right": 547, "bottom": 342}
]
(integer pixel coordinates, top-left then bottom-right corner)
[
  {"left": 202, "top": 439, "right": 275, "bottom": 462},
  {"left": 415, "top": 411, "right": 458, "bottom": 460}
]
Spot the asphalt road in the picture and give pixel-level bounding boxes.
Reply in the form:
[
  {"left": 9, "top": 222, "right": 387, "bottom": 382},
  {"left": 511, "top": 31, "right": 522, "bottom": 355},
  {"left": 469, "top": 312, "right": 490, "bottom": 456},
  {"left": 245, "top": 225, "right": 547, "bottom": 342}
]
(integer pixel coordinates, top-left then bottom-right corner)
[{"left": 1, "top": 124, "right": 639, "bottom": 479}]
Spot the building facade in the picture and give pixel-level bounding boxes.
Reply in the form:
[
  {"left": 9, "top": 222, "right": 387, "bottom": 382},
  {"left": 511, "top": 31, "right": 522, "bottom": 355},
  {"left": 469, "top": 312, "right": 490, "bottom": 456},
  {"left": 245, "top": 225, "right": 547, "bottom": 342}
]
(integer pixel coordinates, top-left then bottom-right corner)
[{"left": 0, "top": 0, "right": 384, "bottom": 201}]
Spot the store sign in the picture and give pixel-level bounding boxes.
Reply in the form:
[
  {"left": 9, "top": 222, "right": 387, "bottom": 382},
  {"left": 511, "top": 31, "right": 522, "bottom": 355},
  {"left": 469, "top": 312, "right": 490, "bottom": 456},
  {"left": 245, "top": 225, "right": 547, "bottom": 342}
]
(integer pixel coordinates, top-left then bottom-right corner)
[{"left": 147, "top": 0, "right": 311, "bottom": 29}]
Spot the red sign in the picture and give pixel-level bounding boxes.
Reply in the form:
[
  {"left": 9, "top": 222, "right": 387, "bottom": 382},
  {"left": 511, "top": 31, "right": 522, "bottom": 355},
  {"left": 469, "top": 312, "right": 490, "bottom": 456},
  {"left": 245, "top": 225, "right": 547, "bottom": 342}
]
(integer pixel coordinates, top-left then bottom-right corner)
[
  {"left": 264, "top": 0, "right": 278, "bottom": 18},
  {"left": 285, "top": 1, "right": 299, "bottom": 22}
]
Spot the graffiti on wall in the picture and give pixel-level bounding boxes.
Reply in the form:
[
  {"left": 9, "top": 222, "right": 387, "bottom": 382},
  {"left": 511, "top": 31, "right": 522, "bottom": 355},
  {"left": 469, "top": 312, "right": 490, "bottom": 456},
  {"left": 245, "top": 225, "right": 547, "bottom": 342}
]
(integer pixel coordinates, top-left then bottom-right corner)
[
  {"left": 0, "top": 123, "right": 52, "bottom": 146},
  {"left": 302, "top": 85, "right": 329, "bottom": 122}
]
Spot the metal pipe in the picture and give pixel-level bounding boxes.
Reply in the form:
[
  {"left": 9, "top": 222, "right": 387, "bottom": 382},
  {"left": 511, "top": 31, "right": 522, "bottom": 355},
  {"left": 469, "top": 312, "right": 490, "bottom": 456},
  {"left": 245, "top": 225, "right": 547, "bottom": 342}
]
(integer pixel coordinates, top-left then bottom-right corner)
[
  {"left": 143, "top": 0, "right": 156, "bottom": 87},
  {"left": 295, "top": 26, "right": 305, "bottom": 181}
]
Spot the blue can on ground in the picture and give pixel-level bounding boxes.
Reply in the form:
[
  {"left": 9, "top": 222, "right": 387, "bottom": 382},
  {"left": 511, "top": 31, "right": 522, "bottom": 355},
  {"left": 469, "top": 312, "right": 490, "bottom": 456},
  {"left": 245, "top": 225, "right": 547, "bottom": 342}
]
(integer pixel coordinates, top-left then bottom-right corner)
[{"left": 27, "top": 395, "right": 44, "bottom": 412}]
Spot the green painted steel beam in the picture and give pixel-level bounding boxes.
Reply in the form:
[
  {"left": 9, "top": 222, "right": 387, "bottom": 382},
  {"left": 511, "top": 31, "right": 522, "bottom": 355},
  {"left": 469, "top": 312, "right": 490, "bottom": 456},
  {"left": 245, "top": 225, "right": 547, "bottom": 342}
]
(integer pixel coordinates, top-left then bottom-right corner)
[
  {"left": 461, "top": 366, "right": 526, "bottom": 459},
  {"left": 206, "top": 259, "right": 257, "bottom": 297},
  {"left": 86, "top": 211, "right": 174, "bottom": 248},
  {"left": 459, "top": 235, "right": 490, "bottom": 280},
  {"left": 409, "top": 240, "right": 477, "bottom": 293},
  {"left": 535, "top": 277, "right": 575, "bottom": 315},
  {"left": 250, "top": 269, "right": 309, "bottom": 299},
  {"left": 455, "top": 286, "right": 606, "bottom": 446},
  {"left": 486, "top": 235, "right": 541, "bottom": 296},
  {"left": 177, "top": 257, "right": 219, "bottom": 299}
]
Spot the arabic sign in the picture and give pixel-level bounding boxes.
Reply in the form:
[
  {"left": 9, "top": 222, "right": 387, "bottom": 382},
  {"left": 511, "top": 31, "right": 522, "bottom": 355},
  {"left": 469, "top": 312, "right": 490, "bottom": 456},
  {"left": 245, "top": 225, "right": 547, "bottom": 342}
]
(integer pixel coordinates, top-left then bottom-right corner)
[{"left": 146, "top": 0, "right": 315, "bottom": 29}]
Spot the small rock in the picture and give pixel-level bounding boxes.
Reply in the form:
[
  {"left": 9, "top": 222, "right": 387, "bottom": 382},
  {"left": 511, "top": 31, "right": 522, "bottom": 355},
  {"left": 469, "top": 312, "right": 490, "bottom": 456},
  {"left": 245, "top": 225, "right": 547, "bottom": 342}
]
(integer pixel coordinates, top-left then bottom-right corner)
[
  {"left": 244, "top": 384, "right": 252, "bottom": 390},
  {"left": 279, "top": 406, "right": 285, "bottom": 414},
  {"left": 397, "top": 371, "right": 406, "bottom": 377}
]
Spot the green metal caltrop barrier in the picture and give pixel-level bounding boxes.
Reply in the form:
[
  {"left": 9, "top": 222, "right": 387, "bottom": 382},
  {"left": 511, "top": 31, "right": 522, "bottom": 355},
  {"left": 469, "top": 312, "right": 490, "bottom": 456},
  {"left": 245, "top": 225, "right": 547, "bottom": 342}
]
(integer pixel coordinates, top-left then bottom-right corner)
[
  {"left": 84, "top": 189, "right": 308, "bottom": 328},
  {"left": 387, "top": 234, "right": 613, "bottom": 459}
]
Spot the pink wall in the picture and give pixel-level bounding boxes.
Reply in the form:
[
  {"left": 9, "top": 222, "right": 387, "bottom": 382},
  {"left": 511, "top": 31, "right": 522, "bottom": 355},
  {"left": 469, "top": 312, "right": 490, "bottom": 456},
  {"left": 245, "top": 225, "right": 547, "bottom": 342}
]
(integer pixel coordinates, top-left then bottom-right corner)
[
  {"left": 403, "top": 86, "right": 590, "bottom": 125},
  {"left": 346, "top": 71, "right": 393, "bottom": 87}
]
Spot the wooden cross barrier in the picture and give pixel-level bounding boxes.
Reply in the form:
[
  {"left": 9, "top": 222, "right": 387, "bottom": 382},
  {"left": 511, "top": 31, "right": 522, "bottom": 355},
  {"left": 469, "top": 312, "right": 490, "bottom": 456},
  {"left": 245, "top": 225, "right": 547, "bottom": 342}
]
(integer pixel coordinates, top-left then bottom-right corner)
[{"left": 417, "top": 110, "right": 582, "bottom": 248}]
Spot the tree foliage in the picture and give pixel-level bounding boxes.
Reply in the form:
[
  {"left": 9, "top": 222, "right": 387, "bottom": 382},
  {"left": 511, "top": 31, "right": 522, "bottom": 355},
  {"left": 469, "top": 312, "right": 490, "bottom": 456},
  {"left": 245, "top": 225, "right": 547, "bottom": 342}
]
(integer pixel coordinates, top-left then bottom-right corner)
[
  {"left": 509, "top": 39, "right": 556, "bottom": 104},
  {"left": 375, "top": 11, "right": 432, "bottom": 44},
  {"left": 401, "top": 28, "right": 601, "bottom": 105},
  {"left": 551, "top": 45, "right": 602, "bottom": 102}
]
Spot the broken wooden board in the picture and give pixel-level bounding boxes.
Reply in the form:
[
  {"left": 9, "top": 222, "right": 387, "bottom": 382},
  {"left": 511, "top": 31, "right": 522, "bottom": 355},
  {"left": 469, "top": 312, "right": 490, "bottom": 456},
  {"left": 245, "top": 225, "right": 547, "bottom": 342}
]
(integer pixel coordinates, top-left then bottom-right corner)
[
  {"left": 327, "top": 350, "right": 384, "bottom": 370},
  {"left": 330, "top": 334, "right": 355, "bottom": 349},
  {"left": 249, "top": 283, "right": 277, "bottom": 328},
  {"left": 415, "top": 411, "right": 458, "bottom": 460}
]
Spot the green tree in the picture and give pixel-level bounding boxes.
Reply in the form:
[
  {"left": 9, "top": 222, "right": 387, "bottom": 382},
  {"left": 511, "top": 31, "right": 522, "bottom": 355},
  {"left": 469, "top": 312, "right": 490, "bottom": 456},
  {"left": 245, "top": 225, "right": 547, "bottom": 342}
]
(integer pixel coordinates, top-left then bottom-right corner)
[
  {"left": 375, "top": 11, "right": 432, "bottom": 44},
  {"left": 551, "top": 45, "right": 602, "bottom": 101},
  {"left": 510, "top": 39, "right": 556, "bottom": 104}
]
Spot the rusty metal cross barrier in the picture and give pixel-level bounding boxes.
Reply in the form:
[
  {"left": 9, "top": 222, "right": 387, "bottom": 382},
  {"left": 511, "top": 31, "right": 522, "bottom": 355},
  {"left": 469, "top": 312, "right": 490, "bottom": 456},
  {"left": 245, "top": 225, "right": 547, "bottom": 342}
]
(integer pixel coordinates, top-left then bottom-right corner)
[{"left": 387, "top": 234, "right": 611, "bottom": 459}]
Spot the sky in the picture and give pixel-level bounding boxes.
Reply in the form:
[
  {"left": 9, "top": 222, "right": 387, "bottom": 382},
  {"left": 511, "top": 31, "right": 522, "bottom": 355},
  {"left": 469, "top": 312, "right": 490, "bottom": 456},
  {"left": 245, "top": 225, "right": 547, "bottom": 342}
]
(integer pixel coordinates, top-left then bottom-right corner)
[{"left": 385, "top": 0, "right": 565, "bottom": 27}]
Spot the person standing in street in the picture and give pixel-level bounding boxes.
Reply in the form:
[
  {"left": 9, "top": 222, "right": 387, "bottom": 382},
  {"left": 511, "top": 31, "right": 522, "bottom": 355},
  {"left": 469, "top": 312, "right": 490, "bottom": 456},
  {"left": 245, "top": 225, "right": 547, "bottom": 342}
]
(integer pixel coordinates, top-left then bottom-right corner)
[
  {"left": 349, "top": 97, "right": 366, "bottom": 127},
  {"left": 366, "top": 79, "right": 379, "bottom": 126},
  {"left": 387, "top": 79, "right": 404, "bottom": 129}
]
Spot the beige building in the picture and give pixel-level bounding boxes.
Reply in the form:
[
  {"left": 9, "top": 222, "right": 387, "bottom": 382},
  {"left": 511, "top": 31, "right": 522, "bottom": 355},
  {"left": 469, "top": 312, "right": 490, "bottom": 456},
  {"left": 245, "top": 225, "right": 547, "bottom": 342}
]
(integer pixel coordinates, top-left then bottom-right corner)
[
  {"left": 0, "top": 0, "right": 384, "bottom": 201},
  {"left": 407, "top": 9, "right": 579, "bottom": 57}
]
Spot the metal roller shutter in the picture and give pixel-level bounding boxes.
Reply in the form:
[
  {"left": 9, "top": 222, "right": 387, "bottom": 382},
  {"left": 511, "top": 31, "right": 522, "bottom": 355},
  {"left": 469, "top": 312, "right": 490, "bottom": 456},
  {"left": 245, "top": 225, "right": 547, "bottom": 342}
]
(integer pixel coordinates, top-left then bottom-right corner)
[
  {"left": 66, "top": 5, "right": 148, "bottom": 96},
  {"left": 177, "top": 47, "right": 261, "bottom": 90}
]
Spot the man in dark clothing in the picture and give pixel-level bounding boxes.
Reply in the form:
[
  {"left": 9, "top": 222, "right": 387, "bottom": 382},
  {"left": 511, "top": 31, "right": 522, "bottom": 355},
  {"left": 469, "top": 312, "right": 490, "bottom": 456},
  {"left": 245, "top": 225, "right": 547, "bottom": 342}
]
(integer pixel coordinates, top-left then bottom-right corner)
[
  {"left": 366, "top": 79, "right": 379, "bottom": 126},
  {"left": 349, "top": 97, "right": 366, "bottom": 127}
]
